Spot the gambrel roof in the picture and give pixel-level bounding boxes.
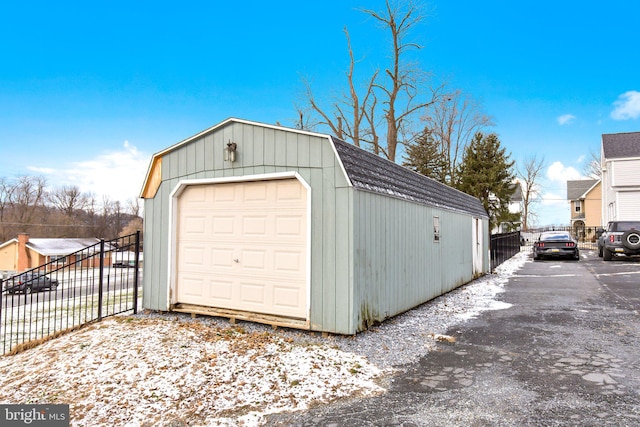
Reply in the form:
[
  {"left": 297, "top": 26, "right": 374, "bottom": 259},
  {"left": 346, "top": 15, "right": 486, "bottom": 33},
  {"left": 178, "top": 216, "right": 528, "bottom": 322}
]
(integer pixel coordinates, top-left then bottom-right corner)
[
  {"left": 602, "top": 132, "right": 640, "bottom": 159},
  {"left": 141, "top": 118, "right": 489, "bottom": 219},
  {"left": 332, "top": 136, "right": 488, "bottom": 218}
]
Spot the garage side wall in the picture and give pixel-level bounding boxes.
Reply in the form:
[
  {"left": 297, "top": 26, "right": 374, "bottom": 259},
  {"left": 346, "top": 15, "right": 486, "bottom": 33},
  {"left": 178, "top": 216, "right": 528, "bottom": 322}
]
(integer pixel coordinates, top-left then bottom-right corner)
[
  {"left": 352, "top": 190, "right": 477, "bottom": 332},
  {"left": 142, "top": 122, "right": 354, "bottom": 334}
]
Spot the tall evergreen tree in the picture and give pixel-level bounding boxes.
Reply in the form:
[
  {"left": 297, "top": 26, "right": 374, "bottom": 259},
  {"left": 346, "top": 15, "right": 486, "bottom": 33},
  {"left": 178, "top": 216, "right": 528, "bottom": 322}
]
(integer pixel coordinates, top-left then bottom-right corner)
[
  {"left": 403, "top": 130, "right": 449, "bottom": 182},
  {"left": 456, "top": 132, "right": 518, "bottom": 230}
]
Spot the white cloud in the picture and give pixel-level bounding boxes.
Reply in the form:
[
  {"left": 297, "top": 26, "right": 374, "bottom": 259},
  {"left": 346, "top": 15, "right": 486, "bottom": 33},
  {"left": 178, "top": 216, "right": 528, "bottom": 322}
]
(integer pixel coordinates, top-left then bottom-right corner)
[
  {"left": 576, "top": 154, "right": 585, "bottom": 164},
  {"left": 30, "top": 141, "right": 149, "bottom": 204},
  {"left": 27, "top": 166, "right": 56, "bottom": 174},
  {"left": 546, "top": 161, "right": 582, "bottom": 183},
  {"left": 557, "top": 114, "right": 576, "bottom": 125},
  {"left": 611, "top": 90, "right": 640, "bottom": 120},
  {"left": 530, "top": 161, "right": 585, "bottom": 226}
]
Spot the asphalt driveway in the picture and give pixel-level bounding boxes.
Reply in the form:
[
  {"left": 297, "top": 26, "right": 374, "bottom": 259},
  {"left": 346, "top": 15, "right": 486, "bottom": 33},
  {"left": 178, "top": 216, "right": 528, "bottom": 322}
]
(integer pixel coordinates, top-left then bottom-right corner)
[{"left": 267, "top": 250, "right": 640, "bottom": 426}]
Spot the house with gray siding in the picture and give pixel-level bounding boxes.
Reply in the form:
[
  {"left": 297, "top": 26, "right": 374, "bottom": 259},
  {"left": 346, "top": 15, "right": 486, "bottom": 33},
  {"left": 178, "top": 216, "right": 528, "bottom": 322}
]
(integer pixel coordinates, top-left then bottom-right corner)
[{"left": 140, "top": 118, "right": 490, "bottom": 335}]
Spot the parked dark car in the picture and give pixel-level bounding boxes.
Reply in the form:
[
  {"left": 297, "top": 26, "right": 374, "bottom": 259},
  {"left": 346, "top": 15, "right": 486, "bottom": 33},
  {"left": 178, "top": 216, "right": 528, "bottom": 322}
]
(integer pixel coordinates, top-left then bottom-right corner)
[
  {"left": 113, "top": 260, "right": 136, "bottom": 268},
  {"left": 2, "top": 272, "right": 59, "bottom": 294},
  {"left": 533, "top": 231, "right": 579, "bottom": 261},
  {"left": 597, "top": 221, "right": 640, "bottom": 261}
]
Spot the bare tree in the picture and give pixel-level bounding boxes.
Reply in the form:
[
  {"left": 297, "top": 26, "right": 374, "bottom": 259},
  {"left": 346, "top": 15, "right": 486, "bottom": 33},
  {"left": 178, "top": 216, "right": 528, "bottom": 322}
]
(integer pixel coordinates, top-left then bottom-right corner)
[
  {"left": 303, "top": 0, "right": 440, "bottom": 162},
  {"left": 49, "top": 185, "right": 88, "bottom": 218},
  {"left": 421, "top": 89, "right": 493, "bottom": 185},
  {"left": 517, "top": 155, "right": 546, "bottom": 230},
  {"left": 120, "top": 217, "right": 143, "bottom": 238},
  {"left": 9, "top": 175, "right": 47, "bottom": 230},
  {"left": 0, "top": 177, "right": 16, "bottom": 241},
  {"left": 583, "top": 150, "right": 601, "bottom": 179},
  {"left": 125, "top": 197, "right": 142, "bottom": 218},
  {"left": 303, "top": 27, "right": 378, "bottom": 147},
  {"left": 364, "top": 0, "right": 440, "bottom": 162}
]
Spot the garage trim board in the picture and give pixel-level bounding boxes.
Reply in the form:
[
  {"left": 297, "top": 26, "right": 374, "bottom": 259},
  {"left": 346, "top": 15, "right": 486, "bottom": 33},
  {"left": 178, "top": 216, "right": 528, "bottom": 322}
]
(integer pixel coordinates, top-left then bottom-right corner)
[{"left": 168, "top": 171, "right": 312, "bottom": 323}]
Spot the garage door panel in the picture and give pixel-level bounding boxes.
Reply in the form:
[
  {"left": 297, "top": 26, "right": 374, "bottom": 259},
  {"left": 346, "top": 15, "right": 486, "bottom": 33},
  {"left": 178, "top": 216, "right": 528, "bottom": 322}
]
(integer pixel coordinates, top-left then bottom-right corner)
[
  {"left": 212, "top": 216, "right": 235, "bottom": 235},
  {"left": 273, "top": 285, "right": 303, "bottom": 309},
  {"left": 211, "top": 248, "right": 234, "bottom": 268},
  {"left": 210, "top": 279, "right": 233, "bottom": 301},
  {"left": 276, "top": 180, "right": 304, "bottom": 200},
  {"left": 212, "top": 185, "right": 236, "bottom": 202},
  {"left": 183, "top": 186, "right": 206, "bottom": 204},
  {"left": 244, "top": 183, "right": 268, "bottom": 201},
  {"left": 239, "top": 281, "right": 267, "bottom": 305},
  {"left": 240, "top": 249, "right": 267, "bottom": 270},
  {"left": 183, "top": 216, "right": 206, "bottom": 234},
  {"left": 176, "top": 179, "right": 307, "bottom": 319},
  {"left": 275, "top": 215, "right": 304, "bottom": 237},
  {"left": 181, "top": 246, "right": 205, "bottom": 267},
  {"left": 242, "top": 216, "right": 268, "bottom": 235},
  {"left": 180, "top": 277, "right": 204, "bottom": 298},
  {"left": 274, "top": 250, "right": 304, "bottom": 273}
]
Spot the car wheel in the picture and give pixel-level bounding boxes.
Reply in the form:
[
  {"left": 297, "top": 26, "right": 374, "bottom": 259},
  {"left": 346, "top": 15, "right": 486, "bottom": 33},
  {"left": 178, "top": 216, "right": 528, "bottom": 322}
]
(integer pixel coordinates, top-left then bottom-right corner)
[
  {"left": 622, "top": 230, "right": 640, "bottom": 250},
  {"left": 603, "top": 247, "right": 613, "bottom": 261}
]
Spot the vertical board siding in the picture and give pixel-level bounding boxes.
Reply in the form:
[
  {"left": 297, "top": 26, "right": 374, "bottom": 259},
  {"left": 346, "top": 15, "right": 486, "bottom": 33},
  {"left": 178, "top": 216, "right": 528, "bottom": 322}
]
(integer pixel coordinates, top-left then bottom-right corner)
[
  {"left": 321, "top": 165, "right": 337, "bottom": 332},
  {"left": 335, "top": 187, "right": 352, "bottom": 334},
  {"left": 352, "top": 191, "right": 477, "bottom": 332},
  {"left": 308, "top": 168, "right": 325, "bottom": 331}
]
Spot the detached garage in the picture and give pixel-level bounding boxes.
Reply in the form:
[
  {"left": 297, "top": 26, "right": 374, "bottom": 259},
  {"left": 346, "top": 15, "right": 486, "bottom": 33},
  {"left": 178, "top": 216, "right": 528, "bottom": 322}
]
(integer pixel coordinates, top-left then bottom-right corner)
[{"left": 140, "top": 118, "right": 489, "bottom": 335}]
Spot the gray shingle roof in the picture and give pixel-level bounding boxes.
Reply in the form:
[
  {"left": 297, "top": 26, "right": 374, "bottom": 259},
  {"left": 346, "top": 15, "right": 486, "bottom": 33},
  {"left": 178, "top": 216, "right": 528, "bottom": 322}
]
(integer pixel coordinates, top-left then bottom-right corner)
[
  {"left": 602, "top": 132, "right": 640, "bottom": 159},
  {"left": 331, "top": 137, "right": 488, "bottom": 218},
  {"left": 566, "top": 179, "right": 598, "bottom": 200}
]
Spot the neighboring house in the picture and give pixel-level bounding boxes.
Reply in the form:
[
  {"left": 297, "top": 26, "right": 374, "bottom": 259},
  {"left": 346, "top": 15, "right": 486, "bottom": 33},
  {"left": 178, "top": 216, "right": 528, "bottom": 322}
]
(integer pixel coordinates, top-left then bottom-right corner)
[
  {"left": 492, "top": 182, "right": 523, "bottom": 234},
  {"left": 566, "top": 179, "right": 602, "bottom": 241},
  {"left": 0, "top": 234, "right": 110, "bottom": 273},
  {"left": 140, "top": 118, "right": 490, "bottom": 335},
  {"left": 601, "top": 132, "right": 640, "bottom": 223}
]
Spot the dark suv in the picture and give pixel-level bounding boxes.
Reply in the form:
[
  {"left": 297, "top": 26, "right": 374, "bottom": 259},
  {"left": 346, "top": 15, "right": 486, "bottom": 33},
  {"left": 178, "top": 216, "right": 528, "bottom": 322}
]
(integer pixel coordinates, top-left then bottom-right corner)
[
  {"left": 597, "top": 221, "right": 640, "bottom": 261},
  {"left": 2, "top": 272, "right": 59, "bottom": 294}
]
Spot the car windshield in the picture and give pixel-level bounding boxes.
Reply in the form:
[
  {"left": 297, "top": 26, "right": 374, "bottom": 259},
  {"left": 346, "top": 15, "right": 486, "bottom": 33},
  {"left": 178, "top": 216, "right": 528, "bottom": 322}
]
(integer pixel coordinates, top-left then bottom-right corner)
[{"left": 540, "top": 232, "right": 570, "bottom": 241}]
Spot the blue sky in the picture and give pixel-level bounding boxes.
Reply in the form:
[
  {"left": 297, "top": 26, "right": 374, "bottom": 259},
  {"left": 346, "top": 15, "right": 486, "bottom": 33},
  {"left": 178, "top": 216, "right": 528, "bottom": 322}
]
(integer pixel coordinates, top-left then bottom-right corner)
[{"left": 1, "top": 1, "right": 639, "bottom": 226}]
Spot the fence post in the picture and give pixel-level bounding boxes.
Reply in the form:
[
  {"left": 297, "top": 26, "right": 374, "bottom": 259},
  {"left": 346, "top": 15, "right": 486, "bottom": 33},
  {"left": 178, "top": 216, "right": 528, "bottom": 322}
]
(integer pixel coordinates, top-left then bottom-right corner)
[
  {"left": 133, "top": 230, "right": 140, "bottom": 314},
  {"left": 97, "top": 239, "right": 104, "bottom": 321}
]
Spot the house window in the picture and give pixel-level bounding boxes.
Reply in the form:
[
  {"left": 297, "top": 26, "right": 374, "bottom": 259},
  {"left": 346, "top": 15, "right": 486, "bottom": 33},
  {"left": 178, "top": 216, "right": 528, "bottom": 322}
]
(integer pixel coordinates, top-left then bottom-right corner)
[
  {"left": 51, "top": 255, "right": 67, "bottom": 265},
  {"left": 575, "top": 201, "right": 582, "bottom": 213},
  {"left": 433, "top": 216, "right": 440, "bottom": 242}
]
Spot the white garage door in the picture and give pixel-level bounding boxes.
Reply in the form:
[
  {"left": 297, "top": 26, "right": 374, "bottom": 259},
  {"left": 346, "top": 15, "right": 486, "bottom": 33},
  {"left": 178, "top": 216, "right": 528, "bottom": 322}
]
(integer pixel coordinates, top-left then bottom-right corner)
[{"left": 176, "top": 179, "right": 308, "bottom": 319}]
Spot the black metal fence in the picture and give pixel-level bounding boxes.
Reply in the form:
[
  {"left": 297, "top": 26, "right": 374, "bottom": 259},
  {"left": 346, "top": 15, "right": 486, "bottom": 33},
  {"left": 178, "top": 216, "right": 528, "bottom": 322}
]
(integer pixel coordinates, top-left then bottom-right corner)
[
  {"left": 0, "top": 231, "right": 141, "bottom": 355},
  {"left": 491, "top": 226, "right": 600, "bottom": 271},
  {"left": 520, "top": 226, "right": 599, "bottom": 251},
  {"left": 490, "top": 231, "right": 521, "bottom": 271}
]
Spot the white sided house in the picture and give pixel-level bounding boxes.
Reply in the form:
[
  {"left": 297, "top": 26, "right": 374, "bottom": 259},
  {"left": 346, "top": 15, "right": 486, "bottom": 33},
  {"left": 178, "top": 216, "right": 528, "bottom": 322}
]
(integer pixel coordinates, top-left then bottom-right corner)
[
  {"left": 601, "top": 132, "right": 640, "bottom": 223},
  {"left": 140, "top": 118, "right": 490, "bottom": 335}
]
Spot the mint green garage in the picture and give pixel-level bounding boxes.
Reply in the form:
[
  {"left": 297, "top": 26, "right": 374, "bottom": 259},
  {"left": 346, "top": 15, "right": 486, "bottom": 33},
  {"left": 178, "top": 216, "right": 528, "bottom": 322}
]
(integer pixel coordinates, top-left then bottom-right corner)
[{"left": 140, "top": 118, "right": 489, "bottom": 335}]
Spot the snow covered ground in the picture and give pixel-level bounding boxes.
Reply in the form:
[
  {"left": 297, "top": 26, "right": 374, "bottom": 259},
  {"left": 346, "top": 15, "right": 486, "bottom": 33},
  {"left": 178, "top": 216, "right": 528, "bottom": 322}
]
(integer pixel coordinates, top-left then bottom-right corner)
[{"left": 0, "top": 251, "right": 528, "bottom": 426}]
